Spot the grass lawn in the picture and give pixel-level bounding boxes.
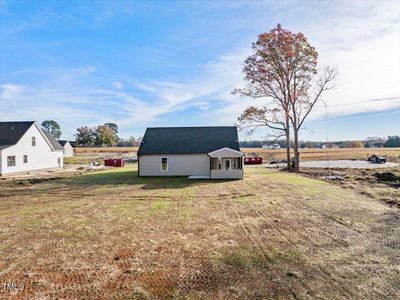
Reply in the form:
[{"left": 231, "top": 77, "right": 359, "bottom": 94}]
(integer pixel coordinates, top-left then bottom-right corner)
[{"left": 0, "top": 165, "right": 399, "bottom": 299}]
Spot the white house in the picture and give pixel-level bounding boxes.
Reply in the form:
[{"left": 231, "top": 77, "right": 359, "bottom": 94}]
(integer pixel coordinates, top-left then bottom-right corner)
[
  {"left": 137, "top": 126, "right": 244, "bottom": 179},
  {"left": 262, "top": 143, "right": 281, "bottom": 149},
  {"left": 0, "top": 121, "right": 64, "bottom": 176},
  {"left": 58, "top": 140, "right": 74, "bottom": 157},
  {"left": 321, "top": 143, "right": 339, "bottom": 149}
]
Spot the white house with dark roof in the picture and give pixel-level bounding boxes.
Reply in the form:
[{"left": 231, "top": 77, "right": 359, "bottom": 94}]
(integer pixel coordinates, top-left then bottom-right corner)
[
  {"left": 0, "top": 121, "right": 64, "bottom": 176},
  {"left": 58, "top": 140, "right": 74, "bottom": 157},
  {"left": 137, "top": 126, "right": 244, "bottom": 179}
]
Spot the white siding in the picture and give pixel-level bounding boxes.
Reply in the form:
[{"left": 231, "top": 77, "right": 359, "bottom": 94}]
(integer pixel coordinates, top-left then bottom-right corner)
[
  {"left": 0, "top": 124, "right": 63, "bottom": 175},
  {"left": 211, "top": 169, "right": 243, "bottom": 179},
  {"left": 139, "top": 154, "right": 210, "bottom": 176},
  {"left": 63, "top": 142, "right": 74, "bottom": 157}
]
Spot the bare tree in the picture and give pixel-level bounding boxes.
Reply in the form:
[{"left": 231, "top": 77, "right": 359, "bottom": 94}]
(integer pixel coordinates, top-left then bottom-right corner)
[
  {"left": 234, "top": 24, "right": 336, "bottom": 171},
  {"left": 289, "top": 67, "right": 336, "bottom": 170}
]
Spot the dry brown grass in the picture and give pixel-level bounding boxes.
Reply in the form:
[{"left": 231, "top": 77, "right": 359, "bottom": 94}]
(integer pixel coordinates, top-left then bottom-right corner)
[
  {"left": 1, "top": 166, "right": 399, "bottom": 299},
  {"left": 243, "top": 147, "right": 400, "bottom": 162},
  {"left": 74, "top": 147, "right": 138, "bottom": 153}
]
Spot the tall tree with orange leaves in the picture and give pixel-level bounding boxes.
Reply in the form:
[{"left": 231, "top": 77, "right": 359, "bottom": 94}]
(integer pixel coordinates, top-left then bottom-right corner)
[{"left": 234, "top": 24, "right": 336, "bottom": 171}]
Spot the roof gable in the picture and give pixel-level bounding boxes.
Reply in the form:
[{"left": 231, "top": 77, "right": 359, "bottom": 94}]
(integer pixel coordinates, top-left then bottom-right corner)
[
  {"left": 208, "top": 147, "right": 244, "bottom": 157},
  {"left": 138, "top": 126, "right": 240, "bottom": 155},
  {"left": 0, "top": 121, "right": 35, "bottom": 150}
]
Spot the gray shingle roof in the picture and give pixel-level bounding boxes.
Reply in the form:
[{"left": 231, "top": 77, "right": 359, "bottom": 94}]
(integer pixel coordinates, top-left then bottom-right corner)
[
  {"left": 43, "top": 131, "right": 64, "bottom": 151},
  {"left": 138, "top": 126, "right": 240, "bottom": 155},
  {"left": 58, "top": 140, "right": 71, "bottom": 147},
  {"left": 0, "top": 121, "right": 35, "bottom": 150}
]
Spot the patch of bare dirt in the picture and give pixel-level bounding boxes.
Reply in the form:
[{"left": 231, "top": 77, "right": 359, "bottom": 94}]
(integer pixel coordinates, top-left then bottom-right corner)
[
  {"left": 0, "top": 166, "right": 107, "bottom": 188},
  {"left": 300, "top": 167, "right": 400, "bottom": 208}
]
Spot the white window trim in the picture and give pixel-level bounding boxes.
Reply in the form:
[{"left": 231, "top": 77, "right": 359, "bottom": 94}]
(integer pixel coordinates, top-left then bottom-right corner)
[
  {"left": 161, "top": 157, "right": 168, "bottom": 171},
  {"left": 7, "top": 156, "right": 16, "bottom": 167},
  {"left": 32, "top": 136, "right": 36, "bottom": 147},
  {"left": 23, "top": 155, "right": 28, "bottom": 164}
]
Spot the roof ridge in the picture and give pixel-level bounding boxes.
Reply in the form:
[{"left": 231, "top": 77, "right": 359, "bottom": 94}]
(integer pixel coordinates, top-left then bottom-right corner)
[
  {"left": 147, "top": 126, "right": 237, "bottom": 129},
  {"left": 0, "top": 121, "right": 35, "bottom": 124}
]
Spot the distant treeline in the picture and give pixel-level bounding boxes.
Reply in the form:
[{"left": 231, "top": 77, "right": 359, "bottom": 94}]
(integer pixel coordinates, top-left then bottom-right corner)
[
  {"left": 240, "top": 136, "right": 400, "bottom": 148},
  {"left": 42, "top": 119, "right": 400, "bottom": 149},
  {"left": 75, "top": 123, "right": 141, "bottom": 147},
  {"left": 383, "top": 136, "right": 400, "bottom": 147}
]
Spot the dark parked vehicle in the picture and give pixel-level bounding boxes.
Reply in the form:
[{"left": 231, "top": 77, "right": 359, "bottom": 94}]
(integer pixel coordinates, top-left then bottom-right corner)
[
  {"left": 368, "top": 155, "right": 386, "bottom": 164},
  {"left": 269, "top": 159, "right": 287, "bottom": 164}
]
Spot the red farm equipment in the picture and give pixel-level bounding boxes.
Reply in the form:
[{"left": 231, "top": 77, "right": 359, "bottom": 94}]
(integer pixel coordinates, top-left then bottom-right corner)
[{"left": 244, "top": 157, "right": 263, "bottom": 165}]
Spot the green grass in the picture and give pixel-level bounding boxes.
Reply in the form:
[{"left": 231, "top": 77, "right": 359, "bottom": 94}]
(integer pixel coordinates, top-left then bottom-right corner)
[
  {"left": 64, "top": 156, "right": 98, "bottom": 165},
  {"left": 18, "top": 218, "right": 44, "bottom": 230},
  {"left": 217, "top": 246, "right": 272, "bottom": 268},
  {"left": 151, "top": 200, "right": 172, "bottom": 211}
]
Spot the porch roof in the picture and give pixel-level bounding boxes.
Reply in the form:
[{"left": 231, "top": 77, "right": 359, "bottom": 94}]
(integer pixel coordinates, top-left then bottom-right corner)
[{"left": 208, "top": 147, "right": 244, "bottom": 158}]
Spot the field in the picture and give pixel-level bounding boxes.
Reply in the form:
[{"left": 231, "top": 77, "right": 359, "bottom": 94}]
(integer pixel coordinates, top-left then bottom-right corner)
[
  {"left": 1, "top": 165, "right": 399, "bottom": 299},
  {"left": 242, "top": 147, "right": 400, "bottom": 162},
  {"left": 69, "top": 147, "right": 400, "bottom": 165},
  {"left": 66, "top": 147, "right": 139, "bottom": 165},
  {"left": 74, "top": 147, "right": 139, "bottom": 154}
]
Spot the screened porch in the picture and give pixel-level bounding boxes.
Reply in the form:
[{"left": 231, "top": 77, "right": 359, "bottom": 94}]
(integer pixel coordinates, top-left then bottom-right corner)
[{"left": 208, "top": 147, "right": 244, "bottom": 179}]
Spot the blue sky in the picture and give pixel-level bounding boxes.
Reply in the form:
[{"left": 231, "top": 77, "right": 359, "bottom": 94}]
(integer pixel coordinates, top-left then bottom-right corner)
[{"left": 1, "top": 0, "right": 399, "bottom": 141}]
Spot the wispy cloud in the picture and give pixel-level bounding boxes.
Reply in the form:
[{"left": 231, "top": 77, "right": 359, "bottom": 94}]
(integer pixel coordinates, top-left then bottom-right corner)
[
  {"left": 368, "top": 97, "right": 400, "bottom": 102},
  {"left": 1, "top": 0, "right": 399, "bottom": 140}
]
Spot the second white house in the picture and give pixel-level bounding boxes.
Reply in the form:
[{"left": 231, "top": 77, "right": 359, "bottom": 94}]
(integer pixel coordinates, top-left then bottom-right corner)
[
  {"left": 58, "top": 140, "right": 74, "bottom": 157},
  {"left": 0, "top": 121, "right": 64, "bottom": 176}
]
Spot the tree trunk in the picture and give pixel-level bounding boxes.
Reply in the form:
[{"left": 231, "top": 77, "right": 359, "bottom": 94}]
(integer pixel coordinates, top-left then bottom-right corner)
[
  {"left": 293, "top": 127, "right": 300, "bottom": 172},
  {"left": 285, "top": 119, "right": 292, "bottom": 171}
]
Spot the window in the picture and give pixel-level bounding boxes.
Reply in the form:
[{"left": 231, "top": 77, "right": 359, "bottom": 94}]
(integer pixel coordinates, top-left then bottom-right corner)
[
  {"left": 161, "top": 157, "right": 168, "bottom": 171},
  {"left": 23, "top": 155, "right": 28, "bottom": 163},
  {"left": 32, "top": 136, "right": 36, "bottom": 146},
  {"left": 7, "top": 156, "right": 16, "bottom": 167}
]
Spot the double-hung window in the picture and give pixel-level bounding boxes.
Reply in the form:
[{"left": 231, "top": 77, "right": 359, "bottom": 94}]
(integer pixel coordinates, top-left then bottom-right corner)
[
  {"left": 161, "top": 157, "right": 168, "bottom": 171},
  {"left": 23, "top": 155, "right": 28, "bottom": 163},
  {"left": 32, "top": 137, "right": 36, "bottom": 146},
  {"left": 7, "top": 156, "right": 16, "bottom": 167}
]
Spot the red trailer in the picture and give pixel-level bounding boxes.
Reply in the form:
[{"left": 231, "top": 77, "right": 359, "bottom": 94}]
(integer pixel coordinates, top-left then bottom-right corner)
[
  {"left": 104, "top": 158, "right": 125, "bottom": 167},
  {"left": 114, "top": 159, "right": 125, "bottom": 167},
  {"left": 244, "top": 157, "right": 263, "bottom": 165}
]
